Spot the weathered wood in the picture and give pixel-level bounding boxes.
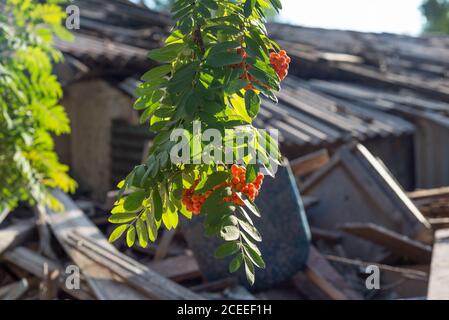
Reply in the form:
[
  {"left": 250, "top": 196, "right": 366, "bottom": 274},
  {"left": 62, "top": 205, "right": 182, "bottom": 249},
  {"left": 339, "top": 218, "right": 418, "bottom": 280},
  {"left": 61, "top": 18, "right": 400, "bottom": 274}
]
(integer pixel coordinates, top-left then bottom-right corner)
[
  {"left": 310, "top": 227, "right": 342, "bottom": 244},
  {"left": 190, "top": 278, "right": 237, "bottom": 293},
  {"left": 64, "top": 231, "right": 203, "bottom": 300},
  {"left": 149, "top": 254, "right": 202, "bottom": 282},
  {"left": 153, "top": 229, "right": 176, "bottom": 261},
  {"left": 0, "top": 279, "right": 29, "bottom": 300},
  {"left": 293, "top": 246, "right": 362, "bottom": 300},
  {"left": 291, "top": 149, "right": 330, "bottom": 178},
  {"left": 3, "top": 247, "right": 94, "bottom": 300},
  {"left": 39, "top": 263, "right": 60, "bottom": 300},
  {"left": 339, "top": 223, "right": 432, "bottom": 264},
  {"left": 428, "top": 229, "right": 449, "bottom": 300},
  {"left": 408, "top": 187, "right": 449, "bottom": 200},
  {"left": 0, "top": 220, "right": 35, "bottom": 255},
  {"left": 47, "top": 189, "right": 147, "bottom": 300},
  {"left": 302, "top": 143, "right": 432, "bottom": 260},
  {"left": 0, "top": 208, "right": 10, "bottom": 225}
]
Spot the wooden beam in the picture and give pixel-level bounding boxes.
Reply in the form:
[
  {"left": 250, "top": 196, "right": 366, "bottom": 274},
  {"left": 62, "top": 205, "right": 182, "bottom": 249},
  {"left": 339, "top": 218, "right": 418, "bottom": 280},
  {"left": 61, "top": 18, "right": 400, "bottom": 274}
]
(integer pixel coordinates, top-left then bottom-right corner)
[
  {"left": 153, "top": 229, "right": 176, "bottom": 261},
  {"left": 408, "top": 187, "right": 449, "bottom": 201},
  {"left": 340, "top": 223, "right": 432, "bottom": 264},
  {"left": 0, "top": 220, "right": 35, "bottom": 255},
  {"left": 293, "top": 246, "right": 362, "bottom": 300},
  {"left": 428, "top": 229, "right": 449, "bottom": 300},
  {"left": 149, "top": 254, "right": 202, "bottom": 282},
  {"left": 291, "top": 149, "right": 330, "bottom": 178},
  {"left": 47, "top": 189, "right": 148, "bottom": 300},
  {"left": 3, "top": 247, "right": 94, "bottom": 300},
  {"left": 64, "top": 231, "right": 203, "bottom": 300},
  {"left": 0, "top": 279, "right": 29, "bottom": 300}
]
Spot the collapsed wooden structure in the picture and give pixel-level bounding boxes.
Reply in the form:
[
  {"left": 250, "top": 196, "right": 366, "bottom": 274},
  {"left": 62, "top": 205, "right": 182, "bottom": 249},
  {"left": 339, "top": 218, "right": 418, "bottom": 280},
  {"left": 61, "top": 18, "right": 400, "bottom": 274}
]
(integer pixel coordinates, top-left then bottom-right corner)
[{"left": 1, "top": 0, "right": 449, "bottom": 300}]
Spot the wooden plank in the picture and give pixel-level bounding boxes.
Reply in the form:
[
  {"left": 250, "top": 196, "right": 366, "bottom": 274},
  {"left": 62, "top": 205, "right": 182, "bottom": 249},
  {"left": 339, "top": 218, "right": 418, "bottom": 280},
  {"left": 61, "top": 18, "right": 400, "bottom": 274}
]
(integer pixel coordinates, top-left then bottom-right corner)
[
  {"left": 293, "top": 246, "right": 362, "bottom": 300},
  {"left": 64, "top": 231, "right": 203, "bottom": 300},
  {"left": 3, "top": 247, "right": 94, "bottom": 300},
  {"left": 340, "top": 223, "right": 432, "bottom": 264},
  {"left": 310, "top": 227, "right": 342, "bottom": 244},
  {"left": 408, "top": 187, "right": 449, "bottom": 200},
  {"left": 47, "top": 189, "right": 147, "bottom": 300},
  {"left": 0, "top": 279, "right": 29, "bottom": 300},
  {"left": 149, "top": 254, "right": 202, "bottom": 282},
  {"left": 153, "top": 229, "right": 176, "bottom": 261},
  {"left": 0, "top": 221, "right": 35, "bottom": 255},
  {"left": 428, "top": 229, "right": 449, "bottom": 300},
  {"left": 291, "top": 149, "right": 330, "bottom": 178}
]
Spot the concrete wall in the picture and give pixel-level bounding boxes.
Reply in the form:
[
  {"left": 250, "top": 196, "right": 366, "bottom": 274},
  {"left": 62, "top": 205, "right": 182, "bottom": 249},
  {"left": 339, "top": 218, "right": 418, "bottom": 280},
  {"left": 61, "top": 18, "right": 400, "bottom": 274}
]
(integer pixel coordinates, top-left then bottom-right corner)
[{"left": 56, "top": 79, "right": 138, "bottom": 201}]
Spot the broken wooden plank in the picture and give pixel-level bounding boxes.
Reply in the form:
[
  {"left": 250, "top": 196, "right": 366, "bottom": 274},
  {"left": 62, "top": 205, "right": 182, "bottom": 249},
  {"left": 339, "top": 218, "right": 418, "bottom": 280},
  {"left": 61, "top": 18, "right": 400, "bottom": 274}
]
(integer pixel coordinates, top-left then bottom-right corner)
[
  {"left": 65, "top": 230, "right": 203, "bottom": 300},
  {"left": 293, "top": 246, "right": 362, "bottom": 300},
  {"left": 310, "top": 227, "right": 342, "bottom": 244},
  {"left": 428, "top": 229, "right": 449, "bottom": 300},
  {"left": 407, "top": 186, "right": 449, "bottom": 201},
  {"left": 149, "top": 254, "right": 202, "bottom": 282},
  {"left": 0, "top": 279, "right": 29, "bottom": 300},
  {"left": 153, "top": 229, "right": 176, "bottom": 261},
  {"left": 47, "top": 189, "right": 148, "bottom": 300},
  {"left": 339, "top": 223, "right": 432, "bottom": 264},
  {"left": 190, "top": 278, "right": 237, "bottom": 293},
  {"left": 291, "top": 149, "right": 330, "bottom": 178},
  {"left": 2, "top": 247, "right": 94, "bottom": 300},
  {"left": 302, "top": 143, "right": 432, "bottom": 260},
  {"left": 0, "top": 220, "right": 35, "bottom": 255}
]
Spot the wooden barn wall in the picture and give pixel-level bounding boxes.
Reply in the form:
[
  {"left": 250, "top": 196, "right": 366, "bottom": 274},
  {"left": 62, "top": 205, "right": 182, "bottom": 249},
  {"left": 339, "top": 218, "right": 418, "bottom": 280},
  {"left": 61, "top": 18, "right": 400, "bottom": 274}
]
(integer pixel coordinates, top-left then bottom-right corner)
[
  {"left": 413, "top": 114, "right": 449, "bottom": 189},
  {"left": 55, "top": 79, "right": 138, "bottom": 201}
]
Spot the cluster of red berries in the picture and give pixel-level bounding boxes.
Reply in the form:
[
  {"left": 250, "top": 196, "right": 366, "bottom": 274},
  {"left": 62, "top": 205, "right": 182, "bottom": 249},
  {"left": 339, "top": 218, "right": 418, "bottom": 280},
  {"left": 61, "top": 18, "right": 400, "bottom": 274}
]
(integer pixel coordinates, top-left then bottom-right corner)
[
  {"left": 231, "top": 47, "right": 291, "bottom": 89},
  {"left": 269, "top": 50, "right": 291, "bottom": 81},
  {"left": 182, "top": 180, "right": 221, "bottom": 216},
  {"left": 182, "top": 165, "right": 265, "bottom": 216},
  {"left": 225, "top": 164, "right": 264, "bottom": 205}
]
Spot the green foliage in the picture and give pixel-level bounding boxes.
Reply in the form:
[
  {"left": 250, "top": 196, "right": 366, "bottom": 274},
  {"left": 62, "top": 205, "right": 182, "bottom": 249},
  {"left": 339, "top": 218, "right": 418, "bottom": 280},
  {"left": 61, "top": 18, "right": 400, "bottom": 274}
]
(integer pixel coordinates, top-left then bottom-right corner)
[
  {"left": 421, "top": 0, "right": 449, "bottom": 34},
  {"left": 111, "top": 0, "right": 285, "bottom": 285},
  {"left": 0, "top": 0, "right": 76, "bottom": 213}
]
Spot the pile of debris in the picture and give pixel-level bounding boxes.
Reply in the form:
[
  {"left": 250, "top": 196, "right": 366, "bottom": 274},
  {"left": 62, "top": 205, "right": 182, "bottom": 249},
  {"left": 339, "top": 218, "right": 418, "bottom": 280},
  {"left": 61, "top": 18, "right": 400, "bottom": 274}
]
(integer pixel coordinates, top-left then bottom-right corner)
[{"left": 1, "top": 142, "right": 446, "bottom": 300}]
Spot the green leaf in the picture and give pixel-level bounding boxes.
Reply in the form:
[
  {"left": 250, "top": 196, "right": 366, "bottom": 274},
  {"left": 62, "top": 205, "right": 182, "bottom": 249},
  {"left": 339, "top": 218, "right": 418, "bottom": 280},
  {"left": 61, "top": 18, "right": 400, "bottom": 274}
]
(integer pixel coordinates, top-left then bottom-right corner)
[
  {"left": 126, "top": 225, "right": 136, "bottom": 247},
  {"left": 238, "top": 218, "right": 262, "bottom": 242},
  {"left": 205, "top": 52, "right": 242, "bottom": 67},
  {"left": 147, "top": 43, "right": 185, "bottom": 62},
  {"left": 229, "top": 254, "right": 243, "bottom": 273},
  {"left": 202, "top": 0, "right": 218, "bottom": 10},
  {"left": 246, "top": 164, "right": 258, "bottom": 183},
  {"left": 214, "top": 241, "right": 240, "bottom": 259},
  {"left": 244, "top": 90, "right": 260, "bottom": 118},
  {"left": 108, "top": 224, "right": 128, "bottom": 242},
  {"left": 197, "top": 171, "right": 230, "bottom": 194},
  {"left": 225, "top": 79, "right": 247, "bottom": 95},
  {"left": 244, "top": 245, "right": 265, "bottom": 269},
  {"left": 244, "top": 256, "right": 255, "bottom": 285},
  {"left": 108, "top": 213, "right": 136, "bottom": 224},
  {"left": 220, "top": 225, "right": 240, "bottom": 241},
  {"left": 152, "top": 189, "right": 163, "bottom": 221},
  {"left": 136, "top": 218, "right": 149, "bottom": 248},
  {"left": 141, "top": 64, "right": 172, "bottom": 82},
  {"left": 145, "top": 209, "right": 158, "bottom": 242},
  {"left": 123, "top": 191, "right": 146, "bottom": 212},
  {"left": 244, "top": 0, "right": 256, "bottom": 17}
]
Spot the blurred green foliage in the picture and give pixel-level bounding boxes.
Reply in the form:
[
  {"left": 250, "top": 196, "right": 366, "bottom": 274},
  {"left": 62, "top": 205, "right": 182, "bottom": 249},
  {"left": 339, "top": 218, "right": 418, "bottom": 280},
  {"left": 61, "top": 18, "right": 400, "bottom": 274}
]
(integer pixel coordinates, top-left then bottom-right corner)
[
  {"left": 0, "top": 0, "right": 76, "bottom": 214},
  {"left": 421, "top": 0, "right": 449, "bottom": 34}
]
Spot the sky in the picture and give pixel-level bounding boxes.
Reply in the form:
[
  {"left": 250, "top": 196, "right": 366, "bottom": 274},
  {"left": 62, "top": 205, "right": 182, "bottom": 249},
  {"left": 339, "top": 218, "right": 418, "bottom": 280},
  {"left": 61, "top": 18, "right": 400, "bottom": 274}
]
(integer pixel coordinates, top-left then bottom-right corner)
[
  {"left": 138, "top": 0, "right": 426, "bottom": 36},
  {"left": 277, "top": 0, "right": 425, "bottom": 35}
]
